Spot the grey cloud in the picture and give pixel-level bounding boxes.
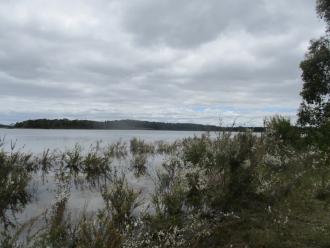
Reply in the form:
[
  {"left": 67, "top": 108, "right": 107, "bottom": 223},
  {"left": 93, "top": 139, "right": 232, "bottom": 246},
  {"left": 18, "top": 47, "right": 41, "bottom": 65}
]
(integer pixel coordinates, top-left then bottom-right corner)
[
  {"left": 0, "top": 0, "right": 325, "bottom": 125},
  {"left": 122, "top": 0, "right": 317, "bottom": 48}
]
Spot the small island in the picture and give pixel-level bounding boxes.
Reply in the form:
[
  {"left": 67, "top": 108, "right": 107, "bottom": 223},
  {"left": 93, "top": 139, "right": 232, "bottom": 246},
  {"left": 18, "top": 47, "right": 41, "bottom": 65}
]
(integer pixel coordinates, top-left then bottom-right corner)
[{"left": 12, "top": 118, "right": 264, "bottom": 132}]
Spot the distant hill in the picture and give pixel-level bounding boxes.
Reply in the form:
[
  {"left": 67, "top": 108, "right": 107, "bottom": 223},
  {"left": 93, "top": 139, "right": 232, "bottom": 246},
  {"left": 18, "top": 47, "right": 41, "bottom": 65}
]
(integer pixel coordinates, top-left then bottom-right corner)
[
  {"left": 13, "top": 119, "right": 264, "bottom": 132},
  {"left": 0, "top": 124, "right": 9, "bottom": 128}
]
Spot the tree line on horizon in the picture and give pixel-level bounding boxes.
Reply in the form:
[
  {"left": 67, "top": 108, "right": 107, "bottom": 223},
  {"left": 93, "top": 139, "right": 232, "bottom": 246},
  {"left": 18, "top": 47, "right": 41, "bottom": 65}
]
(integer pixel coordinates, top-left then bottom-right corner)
[{"left": 11, "top": 118, "right": 265, "bottom": 132}]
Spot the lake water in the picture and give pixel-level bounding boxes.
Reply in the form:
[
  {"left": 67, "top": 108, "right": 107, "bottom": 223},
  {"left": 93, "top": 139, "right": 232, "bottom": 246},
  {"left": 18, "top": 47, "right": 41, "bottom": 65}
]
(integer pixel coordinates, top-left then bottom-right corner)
[
  {"left": 0, "top": 128, "right": 213, "bottom": 226},
  {"left": 0, "top": 128, "right": 211, "bottom": 153},
  {"left": 1, "top": 128, "right": 259, "bottom": 233}
]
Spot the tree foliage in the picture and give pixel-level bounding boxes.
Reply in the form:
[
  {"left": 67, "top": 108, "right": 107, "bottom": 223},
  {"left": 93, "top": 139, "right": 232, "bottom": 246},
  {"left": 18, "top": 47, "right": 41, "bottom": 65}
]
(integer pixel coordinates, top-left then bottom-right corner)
[
  {"left": 317, "top": 0, "right": 330, "bottom": 29},
  {"left": 298, "top": 37, "right": 330, "bottom": 127},
  {"left": 298, "top": 1, "right": 330, "bottom": 128}
]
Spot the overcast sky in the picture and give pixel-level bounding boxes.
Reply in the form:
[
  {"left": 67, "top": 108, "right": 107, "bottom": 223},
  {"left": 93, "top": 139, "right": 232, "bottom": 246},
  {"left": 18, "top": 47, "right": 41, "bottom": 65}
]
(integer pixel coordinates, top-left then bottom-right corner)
[{"left": 0, "top": 0, "right": 325, "bottom": 125}]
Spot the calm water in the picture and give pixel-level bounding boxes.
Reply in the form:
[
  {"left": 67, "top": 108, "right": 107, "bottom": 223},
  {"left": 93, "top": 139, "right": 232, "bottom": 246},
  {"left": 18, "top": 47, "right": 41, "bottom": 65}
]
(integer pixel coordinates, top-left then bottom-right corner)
[
  {"left": 0, "top": 128, "right": 210, "bottom": 153},
  {"left": 1, "top": 128, "right": 212, "bottom": 225},
  {"left": 1, "top": 128, "right": 257, "bottom": 228}
]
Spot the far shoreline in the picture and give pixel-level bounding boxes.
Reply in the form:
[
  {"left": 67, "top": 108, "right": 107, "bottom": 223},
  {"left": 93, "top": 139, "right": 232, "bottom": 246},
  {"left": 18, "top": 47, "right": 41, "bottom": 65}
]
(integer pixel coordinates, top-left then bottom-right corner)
[{"left": 8, "top": 119, "right": 265, "bottom": 132}]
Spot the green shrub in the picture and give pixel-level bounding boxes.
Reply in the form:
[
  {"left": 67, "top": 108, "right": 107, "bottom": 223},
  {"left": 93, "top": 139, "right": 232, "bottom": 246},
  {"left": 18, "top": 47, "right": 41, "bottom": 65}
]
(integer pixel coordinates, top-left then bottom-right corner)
[
  {"left": 0, "top": 148, "right": 33, "bottom": 228},
  {"left": 101, "top": 173, "right": 141, "bottom": 230}
]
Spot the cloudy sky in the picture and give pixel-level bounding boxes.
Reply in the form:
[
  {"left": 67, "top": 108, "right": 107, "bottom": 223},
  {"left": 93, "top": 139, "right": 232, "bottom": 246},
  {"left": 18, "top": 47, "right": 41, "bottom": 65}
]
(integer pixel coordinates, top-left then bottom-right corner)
[{"left": 0, "top": 0, "right": 325, "bottom": 125}]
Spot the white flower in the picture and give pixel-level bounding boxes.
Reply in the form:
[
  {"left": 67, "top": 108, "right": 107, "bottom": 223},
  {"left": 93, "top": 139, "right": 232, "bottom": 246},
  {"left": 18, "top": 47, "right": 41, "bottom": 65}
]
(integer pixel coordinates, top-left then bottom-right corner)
[{"left": 267, "top": 205, "right": 272, "bottom": 213}]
